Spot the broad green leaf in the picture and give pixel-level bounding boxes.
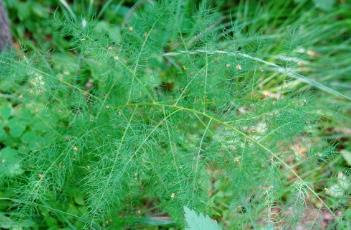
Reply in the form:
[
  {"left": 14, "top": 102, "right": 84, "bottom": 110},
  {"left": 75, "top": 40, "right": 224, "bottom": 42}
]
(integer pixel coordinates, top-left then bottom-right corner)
[
  {"left": 341, "top": 150, "right": 351, "bottom": 166},
  {"left": 325, "top": 172, "right": 350, "bottom": 198},
  {"left": 313, "top": 0, "right": 335, "bottom": 11},
  {"left": 137, "top": 216, "right": 174, "bottom": 226},
  {"left": 17, "top": 2, "right": 31, "bottom": 21},
  {"left": 325, "top": 184, "right": 344, "bottom": 198},
  {"left": 94, "top": 21, "right": 121, "bottom": 43},
  {"left": 184, "top": 207, "right": 222, "bottom": 230},
  {"left": 0, "top": 213, "right": 35, "bottom": 228},
  {"left": 0, "top": 106, "right": 12, "bottom": 120},
  {"left": 32, "top": 3, "right": 49, "bottom": 18},
  {"left": 74, "top": 195, "right": 85, "bottom": 206},
  {"left": 0, "top": 127, "right": 7, "bottom": 141},
  {"left": 8, "top": 119, "right": 26, "bottom": 138},
  {"left": 0, "top": 213, "right": 16, "bottom": 229},
  {"left": 21, "top": 132, "right": 44, "bottom": 150},
  {"left": 337, "top": 172, "right": 350, "bottom": 191},
  {"left": 0, "top": 148, "right": 23, "bottom": 178}
]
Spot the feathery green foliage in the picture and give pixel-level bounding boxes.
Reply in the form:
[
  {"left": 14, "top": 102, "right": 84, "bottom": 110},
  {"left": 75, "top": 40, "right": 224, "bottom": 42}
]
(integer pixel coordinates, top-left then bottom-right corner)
[{"left": 1, "top": 0, "right": 351, "bottom": 229}]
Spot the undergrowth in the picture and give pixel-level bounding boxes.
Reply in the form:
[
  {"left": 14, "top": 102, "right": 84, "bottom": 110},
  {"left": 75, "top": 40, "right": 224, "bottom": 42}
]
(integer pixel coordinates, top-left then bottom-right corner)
[{"left": 1, "top": 0, "right": 350, "bottom": 229}]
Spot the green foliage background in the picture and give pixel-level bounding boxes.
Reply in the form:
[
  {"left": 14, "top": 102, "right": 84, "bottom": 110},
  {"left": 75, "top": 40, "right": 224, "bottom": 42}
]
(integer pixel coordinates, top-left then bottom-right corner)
[{"left": 0, "top": 0, "right": 351, "bottom": 229}]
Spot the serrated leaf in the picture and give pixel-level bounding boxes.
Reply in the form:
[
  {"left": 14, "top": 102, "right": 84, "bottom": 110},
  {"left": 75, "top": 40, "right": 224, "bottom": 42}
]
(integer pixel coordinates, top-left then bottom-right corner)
[{"left": 184, "top": 207, "right": 222, "bottom": 230}]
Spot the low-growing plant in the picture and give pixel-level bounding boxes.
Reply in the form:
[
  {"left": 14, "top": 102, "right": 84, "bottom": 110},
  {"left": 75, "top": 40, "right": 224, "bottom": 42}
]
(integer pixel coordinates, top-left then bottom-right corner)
[{"left": 1, "top": 0, "right": 350, "bottom": 229}]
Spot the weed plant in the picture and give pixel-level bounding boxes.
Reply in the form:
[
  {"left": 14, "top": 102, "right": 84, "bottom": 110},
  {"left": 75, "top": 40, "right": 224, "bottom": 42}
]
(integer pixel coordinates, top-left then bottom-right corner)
[{"left": 0, "top": 0, "right": 350, "bottom": 229}]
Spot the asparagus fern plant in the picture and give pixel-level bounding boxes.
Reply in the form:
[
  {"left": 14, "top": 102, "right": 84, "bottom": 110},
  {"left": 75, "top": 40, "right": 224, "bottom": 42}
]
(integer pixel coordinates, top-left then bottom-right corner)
[{"left": 0, "top": 0, "right": 350, "bottom": 229}]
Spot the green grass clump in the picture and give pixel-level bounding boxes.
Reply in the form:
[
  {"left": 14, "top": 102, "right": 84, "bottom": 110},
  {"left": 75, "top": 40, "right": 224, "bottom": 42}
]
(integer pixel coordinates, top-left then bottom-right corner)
[{"left": 1, "top": 0, "right": 351, "bottom": 229}]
